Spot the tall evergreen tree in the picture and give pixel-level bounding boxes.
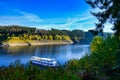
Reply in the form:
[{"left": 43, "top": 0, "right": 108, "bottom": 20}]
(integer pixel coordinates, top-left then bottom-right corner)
[{"left": 86, "top": 0, "right": 120, "bottom": 37}]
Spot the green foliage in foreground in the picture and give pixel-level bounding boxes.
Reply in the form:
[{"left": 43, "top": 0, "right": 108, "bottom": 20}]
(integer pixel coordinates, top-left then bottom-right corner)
[
  {"left": 0, "top": 61, "right": 80, "bottom": 80},
  {"left": 67, "top": 36, "right": 120, "bottom": 80},
  {"left": 0, "top": 36, "right": 120, "bottom": 80}
]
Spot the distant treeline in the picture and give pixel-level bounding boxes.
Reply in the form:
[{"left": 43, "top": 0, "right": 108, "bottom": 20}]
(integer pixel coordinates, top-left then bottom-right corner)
[
  {"left": 0, "top": 25, "right": 85, "bottom": 42},
  {"left": 0, "top": 25, "right": 36, "bottom": 35}
]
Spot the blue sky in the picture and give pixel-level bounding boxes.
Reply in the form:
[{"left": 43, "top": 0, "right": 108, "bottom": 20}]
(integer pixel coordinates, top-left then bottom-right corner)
[{"left": 0, "top": 0, "right": 112, "bottom": 32}]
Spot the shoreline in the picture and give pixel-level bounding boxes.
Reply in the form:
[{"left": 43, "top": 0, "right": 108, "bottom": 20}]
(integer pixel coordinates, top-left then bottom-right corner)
[{"left": 0, "top": 40, "right": 73, "bottom": 47}]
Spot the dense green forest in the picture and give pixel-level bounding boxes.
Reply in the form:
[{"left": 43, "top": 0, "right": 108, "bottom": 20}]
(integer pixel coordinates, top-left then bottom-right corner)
[{"left": 0, "top": 25, "right": 86, "bottom": 43}]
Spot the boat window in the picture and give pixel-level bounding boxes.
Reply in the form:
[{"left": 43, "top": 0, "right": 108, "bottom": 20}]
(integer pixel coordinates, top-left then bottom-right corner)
[{"left": 44, "top": 63, "right": 46, "bottom": 64}]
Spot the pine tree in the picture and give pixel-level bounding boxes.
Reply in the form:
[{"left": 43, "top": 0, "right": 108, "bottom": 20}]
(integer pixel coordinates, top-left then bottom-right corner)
[{"left": 86, "top": 0, "right": 120, "bottom": 37}]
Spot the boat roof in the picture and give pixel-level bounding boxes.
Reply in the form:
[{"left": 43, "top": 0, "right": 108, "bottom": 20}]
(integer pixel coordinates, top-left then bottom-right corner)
[{"left": 30, "top": 56, "right": 55, "bottom": 61}]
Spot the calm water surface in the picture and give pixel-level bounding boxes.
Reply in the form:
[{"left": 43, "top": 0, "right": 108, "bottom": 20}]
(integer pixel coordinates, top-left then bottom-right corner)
[{"left": 0, "top": 44, "right": 90, "bottom": 66}]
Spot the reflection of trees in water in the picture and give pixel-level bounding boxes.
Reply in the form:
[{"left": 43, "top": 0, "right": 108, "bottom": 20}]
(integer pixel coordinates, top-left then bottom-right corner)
[
  {"left": 35, "top": 45, "right": 68, "bottom": 58},
  {"left": 0, "top": 47, "right": 8, "bottom": 55},
  {"left": 1, "top": 45, "right": 68, "bottom": 57},
  {"left": 38, "top": 45, "right": 63, "bottom": 54},
  {"left": 3, "top": 46, "right": 37, "bottom": 56},
  {"left": 0, "top": 45, "right": 90, "bottom": 65},
  {"left": 1, "top": 45, "right": 90, "bottom": 57}
]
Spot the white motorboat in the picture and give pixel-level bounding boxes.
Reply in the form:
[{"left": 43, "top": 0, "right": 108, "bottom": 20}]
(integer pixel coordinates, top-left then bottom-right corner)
[{"left": 30, "top": 56, "right": 58, "bottom": 67}]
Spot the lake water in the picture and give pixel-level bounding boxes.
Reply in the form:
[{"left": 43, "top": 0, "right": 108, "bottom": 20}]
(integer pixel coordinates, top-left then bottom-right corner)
[{"left": 0, "top": 44, "right": 90, "bottom": 66}]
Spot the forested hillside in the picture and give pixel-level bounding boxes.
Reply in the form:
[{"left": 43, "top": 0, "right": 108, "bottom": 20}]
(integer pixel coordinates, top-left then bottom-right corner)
[{"left": 0, "top": 25, "right": 86, "bottom": 44}]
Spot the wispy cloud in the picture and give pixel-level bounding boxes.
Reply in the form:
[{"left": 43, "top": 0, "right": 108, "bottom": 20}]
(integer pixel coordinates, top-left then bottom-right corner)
[
  {"left": 0, "top": 3, "right": 42, "bottom": 25},
  {"left": 0, "top": 1, "right": 96, "bottom": 31},
  {"left": 13, "top": 9, "right": 43, "bottom": 22},
  {"left": 37, "top": 16, "right": 95, "bottom": 31},
  {"left": 0, "top": 1, "right": 113, "bottom": 32},
  {"left": 0, "top": 13, "right": 43, "bottom": 26},
  {"left": 64, "top": 16, "right": 93, "bottom": 26}
]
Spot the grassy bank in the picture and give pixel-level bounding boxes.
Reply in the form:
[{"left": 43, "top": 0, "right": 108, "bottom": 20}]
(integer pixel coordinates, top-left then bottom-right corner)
[
  {"left": 0, "top": 36, "right": 120, "bottom": 80},
  {"left": 0, "top": 33, "right": 73, "bottom": 47},
  {"left": 1, "top": 40, "right": 73, "bottom": 47}
]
